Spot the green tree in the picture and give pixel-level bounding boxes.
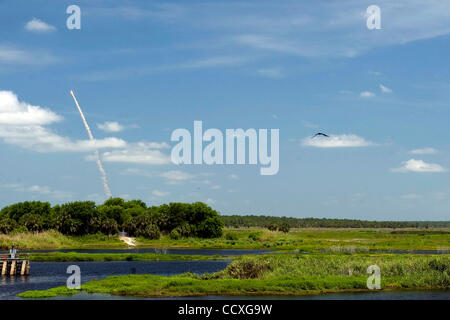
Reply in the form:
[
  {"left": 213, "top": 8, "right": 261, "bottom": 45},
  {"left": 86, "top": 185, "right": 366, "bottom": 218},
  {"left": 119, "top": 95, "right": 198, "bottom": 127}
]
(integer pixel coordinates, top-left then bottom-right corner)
[
  {"left": 0, "top": 217, "right": 17, "bottom": 234},
  {"left": 279, "top": 222, "right": 290, "bottom": 233},
  {"left": 19, "top": 213, "right": 44, "bottom": 232}
]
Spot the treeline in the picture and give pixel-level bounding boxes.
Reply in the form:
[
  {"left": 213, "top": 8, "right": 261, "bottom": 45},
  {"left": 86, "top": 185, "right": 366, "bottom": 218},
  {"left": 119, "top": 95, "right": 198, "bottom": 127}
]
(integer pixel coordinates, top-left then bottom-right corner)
[
  {"left": 0, "top": 199, "right": 223, "bottom": 239},
  {"left": 222, "top": 215, "right": 450, "bottom": 229}
]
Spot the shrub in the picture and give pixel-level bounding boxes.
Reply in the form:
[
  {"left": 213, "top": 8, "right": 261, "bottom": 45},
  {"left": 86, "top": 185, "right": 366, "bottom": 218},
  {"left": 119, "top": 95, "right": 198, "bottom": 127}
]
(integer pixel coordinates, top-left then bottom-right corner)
[
  {"left": 11, "top": 225, "right": 28, "bottom": 234},
  {"left": 196, "top": 215, "right": 223, "bottom": 238},
  {"left": 0, "top": 218, "right": 17, "bottom": 234},
  {"left": 141, "top": 224, "right": 160, "bottom": 239},
  {"left": 169, "top": 229, "right": 181, "bottom": 240},
  {"left": 225, "top": 233, "right": 238, "bottom": 241},
  {"left": 19, "top": 213, "right": 44, "bottom": 232},
  {"left": 279, "top": 222, "right": 290, "bottom": 233},
  {"left": 248, "top": 232, "right": 261, "bottom": 241},
  {"left": 224, "top": 257, "right": 274, "bottom": 279}
]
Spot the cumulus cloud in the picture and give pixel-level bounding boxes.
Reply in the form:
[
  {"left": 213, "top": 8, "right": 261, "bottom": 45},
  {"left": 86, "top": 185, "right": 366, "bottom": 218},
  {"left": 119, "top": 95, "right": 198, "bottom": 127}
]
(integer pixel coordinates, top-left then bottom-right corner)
[
  {"left": 360, "top": 91, "right": 375, "bottom": 98},
  {"left": 302, "top": 134, "right": 373, "bottom": 148},
  {"left": 0, "top": 90, "right": 126, "bottom": 152},
  {"left": 409, "top": 147, "right": 437, "bottom": 155},
  {"left": 379, "top": 84, "right": 393, "bottom": 93},
  {"left": 97, "top": 121, "right": 125, "bottom": 132},
  {"left": 392, "top": 159, "right": 446, "bottom": 173},
  {"left": 25, "top": 18, "right": 56, "bottom": 33},
  {"left": 0, "top": 90, "right": 61, "bottom": 125}
]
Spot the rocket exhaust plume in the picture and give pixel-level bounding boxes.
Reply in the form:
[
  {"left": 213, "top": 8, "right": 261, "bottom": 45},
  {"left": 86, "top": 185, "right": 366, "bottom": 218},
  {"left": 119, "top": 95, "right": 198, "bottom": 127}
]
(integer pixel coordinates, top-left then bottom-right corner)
[{"left": 70, "top": 90, "right": 112, "bottom": 198}]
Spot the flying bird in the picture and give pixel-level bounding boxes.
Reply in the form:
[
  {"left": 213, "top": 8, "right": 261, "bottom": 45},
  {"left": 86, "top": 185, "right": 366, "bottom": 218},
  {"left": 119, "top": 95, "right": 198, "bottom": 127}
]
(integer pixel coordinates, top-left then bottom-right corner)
[{"left": 312, "top": 132, "right": 330, "bottom": 138}]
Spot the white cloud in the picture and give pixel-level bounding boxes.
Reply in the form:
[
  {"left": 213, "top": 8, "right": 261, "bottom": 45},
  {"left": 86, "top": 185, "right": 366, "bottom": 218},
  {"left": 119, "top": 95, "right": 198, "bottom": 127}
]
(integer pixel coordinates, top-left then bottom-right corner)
[
  {"left": 409, "top": 147, "right": 437, "bottom": 155},
  {"left": 379, "top": 84, "right": 393, "bottom": 93},
  {"left": 302, "top": 134, "right": 373, "bottom": 148},
  {"left": 0, "top": 183, "right": 73, "bottom": 199},
  {"left": 160, "top": 170, "right": 194, "bottom": 184},
  {"left": 0, "top": 90, "right": 126, "bottom": 152},
  {"left": 229, "top": 174, "right": 239, "bottom": 180},
  {"left": 97, "top": 121, "right": 125, "bottom": 132},
  {"left": 360, "top": 91, "right": 375, "bottom": 98},
  {"left": 134, "top": 141, "right": 170, "bottom": 149},
  {"left": 98, "top": 148, "right": 170, "bottom": 165},
  {"left": 152, "top": 189, "right": 170, "bottom": 197},
  {"left": 0, "top": 46, "right": 58, "bottom": 66},
  {"left": 25, "top": 18, "right": 56, "bottom": 33},
  {"left": 392, "top": 159, "right": 446, "bottom": 173},
  {"left": 211, "top": 185, "right": 221, "bottom": 190},
  {"left": 0, "top": 90, "right": 61, "bottom": 125},
  {"left": 77, "top": 56, "right": 248, "bottom": 81},
  {"left": 205, "top": 198, "right": 215, "bottom": 204}
]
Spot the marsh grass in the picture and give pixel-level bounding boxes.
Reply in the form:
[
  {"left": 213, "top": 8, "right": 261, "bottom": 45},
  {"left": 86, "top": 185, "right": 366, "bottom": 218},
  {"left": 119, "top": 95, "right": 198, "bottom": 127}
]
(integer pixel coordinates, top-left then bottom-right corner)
[
  {"left": 2, "top": 228, "right": 449, "bottom": 251},
  {"left": 18, "top": 253, "right": 449, "bottom": 298},
  {"left": 0, "top": 230, "right": 127, "bottom": 250}
]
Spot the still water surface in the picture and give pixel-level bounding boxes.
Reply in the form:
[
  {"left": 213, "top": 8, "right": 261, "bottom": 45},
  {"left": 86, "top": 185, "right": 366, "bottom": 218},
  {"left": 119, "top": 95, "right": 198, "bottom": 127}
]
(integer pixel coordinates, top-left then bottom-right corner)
[{"left": 1, "top": 249, "right": 448, "bottom": 300}]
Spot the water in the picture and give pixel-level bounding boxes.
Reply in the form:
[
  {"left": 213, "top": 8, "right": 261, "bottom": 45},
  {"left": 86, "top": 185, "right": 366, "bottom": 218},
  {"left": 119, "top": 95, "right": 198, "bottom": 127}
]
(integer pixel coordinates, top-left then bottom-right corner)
[
  {"left": 1, "top": 248, "right": 448, "bottom": 300},
  {"left": 21, "top": 248, "right": 272, "bottom": 256},
  {"left": 0, "top": 260, "right": 230, "bottom": 300},
  {"left": 55, "top": 290, "right": 450, "bottom": 300}
]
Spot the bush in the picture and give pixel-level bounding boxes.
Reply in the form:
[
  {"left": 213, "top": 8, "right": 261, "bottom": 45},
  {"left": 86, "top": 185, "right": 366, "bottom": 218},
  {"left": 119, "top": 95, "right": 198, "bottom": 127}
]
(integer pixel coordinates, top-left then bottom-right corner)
[
  {"left": 266, "top": 223, "right": 278, "bottom": 231},
  {"left": 11, "top": 225, "right": 28, "bottom": 234},
  {"left": 279, "top": 222, "right": 290, "bottom": 233},
  {"left": 225, "top": 233, "right": 238, "bottom": 241},
  {"left": 224, "top": 257, "right": 274, "bottom": 279},
  {"left": 248, "top": 232, "right": 261, "bottom": 241},
  {"left": 169, "top": 229, "right": 181, "bottom": 240},
  {"left": 0, "top": 218, "right": 17, "bottom": 234},
  {"left": 19, "top": 213, "right": 44, "bottom": 232},
  {"left": 196, "top": 215, "right": 224, "bottom": 238},
  {"left": 141, "top": 224, "right": 160, "bottom": 239}
]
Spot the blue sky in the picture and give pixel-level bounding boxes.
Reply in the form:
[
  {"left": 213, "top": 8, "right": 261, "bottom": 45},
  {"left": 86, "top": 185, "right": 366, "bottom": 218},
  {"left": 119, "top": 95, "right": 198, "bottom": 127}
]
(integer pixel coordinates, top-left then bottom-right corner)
[{"left": 0, "top": 0, "right": 449, "bottom": 220}]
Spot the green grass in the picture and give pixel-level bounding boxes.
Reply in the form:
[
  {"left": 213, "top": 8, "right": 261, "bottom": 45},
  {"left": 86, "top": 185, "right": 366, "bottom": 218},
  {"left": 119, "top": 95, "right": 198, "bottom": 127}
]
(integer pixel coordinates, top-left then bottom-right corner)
[
  {"left": 136, "top": 228, "right": 450, "bottom": 251},
  {"left": 27, "top": 251, "right": 226, "bottom": 262},
  {"left": 18, "top": 253, "right": 449, "bottom": 298},
  {"left": 2, "top": 228, "right": 449, "bottom": 251},
  {"left": 0, "top": 230, "right": 125, "bottom": 250}
]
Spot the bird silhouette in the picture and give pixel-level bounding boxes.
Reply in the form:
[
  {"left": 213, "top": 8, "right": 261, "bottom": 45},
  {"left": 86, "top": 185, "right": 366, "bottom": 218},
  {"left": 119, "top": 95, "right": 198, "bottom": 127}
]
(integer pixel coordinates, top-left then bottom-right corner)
[{"left": 312, "top": 132, "right": 330, "bottom": 138}]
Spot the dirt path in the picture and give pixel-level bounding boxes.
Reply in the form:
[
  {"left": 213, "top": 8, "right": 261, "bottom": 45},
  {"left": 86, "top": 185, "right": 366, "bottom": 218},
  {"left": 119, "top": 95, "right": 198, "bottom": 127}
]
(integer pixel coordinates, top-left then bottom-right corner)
[{"left": 119, "top": 236, "right": 136, "bottom": 246}]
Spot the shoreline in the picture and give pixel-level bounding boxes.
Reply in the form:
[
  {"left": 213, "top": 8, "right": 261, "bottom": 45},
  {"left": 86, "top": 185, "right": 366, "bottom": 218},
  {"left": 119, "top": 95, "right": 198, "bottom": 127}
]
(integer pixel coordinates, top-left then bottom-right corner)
[{"left": 18, "top": 254, "right": 450, "bottom": 299}]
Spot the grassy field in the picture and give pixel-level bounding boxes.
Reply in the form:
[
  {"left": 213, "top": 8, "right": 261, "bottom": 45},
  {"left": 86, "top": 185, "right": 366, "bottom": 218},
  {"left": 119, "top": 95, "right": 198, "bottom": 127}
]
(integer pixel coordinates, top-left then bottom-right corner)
[
  {"left": 19, "top": 253, "right": 449, "bottom": 298},
  {"left": 0, "top": 230, "right": 125, "bottom": 250},
  {"left": 1, "top": 228, "right": 449, "bottom": 251},
  {"left": 137, "top": 228, "right": 450, "bottom": 251}
]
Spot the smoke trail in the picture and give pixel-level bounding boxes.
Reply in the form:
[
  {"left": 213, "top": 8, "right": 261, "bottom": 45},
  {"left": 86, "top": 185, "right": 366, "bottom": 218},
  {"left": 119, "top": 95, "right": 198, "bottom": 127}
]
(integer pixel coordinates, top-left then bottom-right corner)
[{"left": 70, "top": 90, "right": 112, "bottom": 198}]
